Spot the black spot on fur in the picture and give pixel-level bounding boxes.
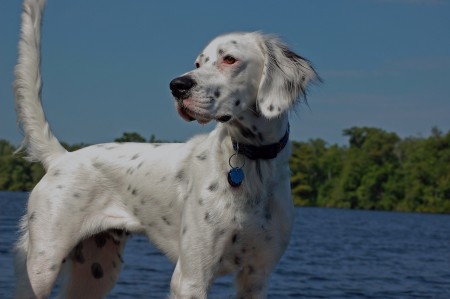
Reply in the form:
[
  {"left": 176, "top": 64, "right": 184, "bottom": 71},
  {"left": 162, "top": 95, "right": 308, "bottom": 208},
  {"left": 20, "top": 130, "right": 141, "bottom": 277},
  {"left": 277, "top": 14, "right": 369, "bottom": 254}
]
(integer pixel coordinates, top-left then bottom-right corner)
[
  {"left": 232, "top": 234, "right": 238, "bottom": 244},
  {"left": 205, "top": 57, "right": 210, "bottom": 63},
  {"left": 196, "top": 152, "right": 207, "bottom": 161},
  {"left": 131, "top": 154, "right": 140, "bottom": 160},
  {"left": 132, "top": 189, "right": 138, "bottom": 196},
  {"left": 235, "top": 99, "right": 241, "bottom": 106},
  {"left": 126, "top": 167, "right": 134, "bottom": 175},
  {"left": 162, "top": 216, "right": 171, "bottom": 226},
  {"left": 198, "top": 199, "right": 204, "bottom": 206},
  {"left": 95, "top": 233, "right": 107, "bottom": 248},
  {"left": 137, "top": 161, "right": 144, "bottom": 169},
  {"left": 268, "top": 104, "right": 274, "bottom": 112},
  {"left": 182, "top": 226, "right": 187, "bottom": 235},
  {"left": 53, "top": 170, "right": 60, "bottom": 176},
  {"left": 73, "top": 193, "right": 80, "bottom": 198},
  {"left": 175, "top": 169, "right": 185, "bottom": 181},
  {"left": 218, "top": 48, "right": 224, "bottom": 55},
  {"left": 91, "top": 262, "right": 104, "bottom": 279},
  {"left": 214, "top": 89, "right": 221, "bottom": 98},
  {"left": 204, "top": 212, "right": 210, "bottom": 223},
  {"left": 29, "top": 212, "right": 36, "bottom": 222},
  {"left": 50, "top": 264, "right": 58, "bottom": 272},
  {"left": 231, "top": 40, "right": 237, "bottom": 44},
  {"left": 208, "top": 182, "right": 218, "bottom": 192},
  {"left": 234, "top": 256, "right": 241, "bottom": 265},
  {"left": 72, "top": 242, "right": 85, "bottom": 264}
]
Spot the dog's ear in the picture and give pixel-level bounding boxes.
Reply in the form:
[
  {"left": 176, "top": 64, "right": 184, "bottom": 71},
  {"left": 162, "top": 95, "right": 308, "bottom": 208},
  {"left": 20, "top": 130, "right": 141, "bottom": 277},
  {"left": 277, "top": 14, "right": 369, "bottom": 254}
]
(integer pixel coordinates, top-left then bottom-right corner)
[{"left": 257, "top": 35, "right": 319, "bottom": 118}]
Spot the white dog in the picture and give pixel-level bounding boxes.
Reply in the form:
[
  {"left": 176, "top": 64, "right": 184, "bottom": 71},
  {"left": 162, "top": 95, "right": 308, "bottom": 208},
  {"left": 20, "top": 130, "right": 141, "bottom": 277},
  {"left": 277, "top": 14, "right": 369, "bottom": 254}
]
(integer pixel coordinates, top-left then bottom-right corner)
[{"left": 13, "top": 0, "right": 319, "bottom": 298}]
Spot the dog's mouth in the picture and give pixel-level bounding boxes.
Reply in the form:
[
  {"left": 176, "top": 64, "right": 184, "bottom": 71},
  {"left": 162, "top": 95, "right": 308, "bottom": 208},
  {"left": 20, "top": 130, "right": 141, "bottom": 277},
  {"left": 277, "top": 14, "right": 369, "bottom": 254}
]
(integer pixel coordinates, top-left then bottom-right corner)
[
  {"left": 176, "top": 101, "right": 211, "bottom": 124},
  {"left": 175, "top": 101, "right": 232, "bottom": 124}
]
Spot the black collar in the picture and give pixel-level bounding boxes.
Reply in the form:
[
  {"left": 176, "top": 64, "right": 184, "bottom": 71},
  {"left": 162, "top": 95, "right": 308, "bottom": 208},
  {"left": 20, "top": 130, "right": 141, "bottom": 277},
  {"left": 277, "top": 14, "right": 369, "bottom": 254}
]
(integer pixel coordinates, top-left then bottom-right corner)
[{"left": 232, "top": 124, "right": 290, "bottom": 160}]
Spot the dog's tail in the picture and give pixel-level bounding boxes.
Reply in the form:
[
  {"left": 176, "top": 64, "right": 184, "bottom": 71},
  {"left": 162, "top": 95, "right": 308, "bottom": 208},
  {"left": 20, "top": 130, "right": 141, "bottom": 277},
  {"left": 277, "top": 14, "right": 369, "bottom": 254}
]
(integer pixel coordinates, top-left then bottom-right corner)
[{"left": 14, "top": 0, "right": 66, "bottom": 170}]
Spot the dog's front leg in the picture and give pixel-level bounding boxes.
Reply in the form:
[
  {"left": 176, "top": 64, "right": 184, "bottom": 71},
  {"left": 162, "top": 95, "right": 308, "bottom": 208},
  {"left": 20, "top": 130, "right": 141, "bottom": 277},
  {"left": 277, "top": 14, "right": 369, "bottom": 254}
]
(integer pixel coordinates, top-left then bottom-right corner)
[
  {"left": 235, "top": 265, "right": 271, "bottom": 299},
  {"left": 169, "top": 211, "right": 221, "bottom": 299},
  {"left": 169, "top": 255, "right": 214, "bottom": 299}
]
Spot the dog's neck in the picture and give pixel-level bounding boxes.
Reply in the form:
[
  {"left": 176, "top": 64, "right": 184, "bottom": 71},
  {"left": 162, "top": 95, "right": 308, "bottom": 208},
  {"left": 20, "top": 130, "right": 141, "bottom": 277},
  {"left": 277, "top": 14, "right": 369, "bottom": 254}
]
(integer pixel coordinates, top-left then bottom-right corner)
[
  {"left": 231, "top": 124, "right": 289, "bottom": 160},
  {"left": 222, "top": 113, "right": 290, "bottom": 154},
  {"left": 216, "top": 114, "right": 289, "bottom": 188}
]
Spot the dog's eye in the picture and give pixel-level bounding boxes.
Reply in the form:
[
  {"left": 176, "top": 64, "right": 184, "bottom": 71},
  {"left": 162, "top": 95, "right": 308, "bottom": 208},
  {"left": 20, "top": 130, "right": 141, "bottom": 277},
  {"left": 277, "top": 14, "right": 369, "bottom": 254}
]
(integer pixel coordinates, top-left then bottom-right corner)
[
  {"left": 195, "top": 62, "right": 200, "bottom": 68},
  {"left": 223, "top": 55, "right": 237, "bottom": 65}
]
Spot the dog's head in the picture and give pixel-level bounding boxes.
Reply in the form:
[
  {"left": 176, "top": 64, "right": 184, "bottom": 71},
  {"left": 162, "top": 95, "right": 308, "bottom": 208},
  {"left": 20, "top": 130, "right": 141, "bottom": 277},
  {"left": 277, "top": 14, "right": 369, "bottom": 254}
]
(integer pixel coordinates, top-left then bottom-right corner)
[{"left": 170, "top": 32, "right": 319, "bottom": 131}]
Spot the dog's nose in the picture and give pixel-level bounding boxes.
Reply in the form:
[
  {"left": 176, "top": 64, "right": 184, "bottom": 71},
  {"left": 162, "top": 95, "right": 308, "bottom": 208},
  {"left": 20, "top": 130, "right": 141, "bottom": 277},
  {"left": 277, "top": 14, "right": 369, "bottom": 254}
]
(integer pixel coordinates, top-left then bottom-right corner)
[{"left": 170, "top": 76, "right": 196, "bottom": 99}]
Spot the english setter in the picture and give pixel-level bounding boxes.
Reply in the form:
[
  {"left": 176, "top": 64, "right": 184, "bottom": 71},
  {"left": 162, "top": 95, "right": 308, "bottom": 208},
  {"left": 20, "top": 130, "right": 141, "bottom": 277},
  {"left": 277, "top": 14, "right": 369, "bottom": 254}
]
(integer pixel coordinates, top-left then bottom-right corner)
[{"left": 13, "top": 0, "right": 319, "bottom": 298}]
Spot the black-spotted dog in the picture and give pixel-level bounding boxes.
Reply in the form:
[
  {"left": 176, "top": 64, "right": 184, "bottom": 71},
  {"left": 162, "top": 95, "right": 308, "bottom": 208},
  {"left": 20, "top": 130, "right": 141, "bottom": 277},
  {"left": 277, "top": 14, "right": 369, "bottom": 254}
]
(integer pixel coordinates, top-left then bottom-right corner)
[{"left": 13, "top": 0, "right": 319, "bottom": 298}]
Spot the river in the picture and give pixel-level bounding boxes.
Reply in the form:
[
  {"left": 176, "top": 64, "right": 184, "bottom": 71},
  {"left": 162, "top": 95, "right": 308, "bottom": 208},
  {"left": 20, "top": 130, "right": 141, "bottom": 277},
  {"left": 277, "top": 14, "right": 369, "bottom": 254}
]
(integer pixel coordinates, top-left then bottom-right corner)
[{"left": 1, "top": 191, "right": 449, "bottom": 298}]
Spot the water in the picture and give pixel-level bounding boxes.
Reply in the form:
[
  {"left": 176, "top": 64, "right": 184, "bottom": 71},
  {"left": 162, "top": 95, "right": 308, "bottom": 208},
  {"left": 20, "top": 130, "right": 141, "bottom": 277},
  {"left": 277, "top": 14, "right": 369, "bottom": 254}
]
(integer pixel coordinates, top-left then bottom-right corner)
[{"left": 1, "top": 191, "right": 450, "bottom": 298}]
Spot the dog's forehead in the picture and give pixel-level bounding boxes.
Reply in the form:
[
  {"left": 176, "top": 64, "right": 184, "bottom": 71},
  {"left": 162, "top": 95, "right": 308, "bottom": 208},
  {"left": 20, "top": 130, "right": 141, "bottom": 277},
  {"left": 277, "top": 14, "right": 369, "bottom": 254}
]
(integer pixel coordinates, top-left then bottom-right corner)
[{"left": 199, "top": 33, "right": 258, "bottom": 58}]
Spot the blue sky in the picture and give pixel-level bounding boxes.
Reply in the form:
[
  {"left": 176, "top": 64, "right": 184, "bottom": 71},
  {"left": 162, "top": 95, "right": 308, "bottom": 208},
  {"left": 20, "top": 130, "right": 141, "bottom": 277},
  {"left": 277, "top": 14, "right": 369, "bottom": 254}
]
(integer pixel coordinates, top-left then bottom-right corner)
[{"left": 1, "top": 0, "right": 449, "bottom": 146}]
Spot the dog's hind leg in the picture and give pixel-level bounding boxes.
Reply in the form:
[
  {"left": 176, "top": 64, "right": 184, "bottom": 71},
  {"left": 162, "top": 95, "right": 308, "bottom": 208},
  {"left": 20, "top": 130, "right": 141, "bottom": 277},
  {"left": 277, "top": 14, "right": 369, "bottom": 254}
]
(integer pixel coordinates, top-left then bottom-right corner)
[
  {"left": 15, "top": 196, "right": 79, "bottom": 299},
  {"left": 14, "top": 186, "right": 93, "bottom": 298},
  {"left": 14, "top": 218, "right": 71, "bottom": 298},
  {"left": 58, "top": 230, "right": 128, "bottom": 299},
  {"left": 14, "top": 225, "right": 34, "bottom": 299}
]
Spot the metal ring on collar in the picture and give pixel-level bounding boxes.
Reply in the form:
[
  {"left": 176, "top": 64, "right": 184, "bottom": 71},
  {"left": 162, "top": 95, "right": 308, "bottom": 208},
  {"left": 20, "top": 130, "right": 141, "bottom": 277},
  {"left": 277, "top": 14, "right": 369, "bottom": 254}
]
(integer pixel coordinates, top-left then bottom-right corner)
[{"left": 229, "top": 152, "right": 245, "bottom": 169}]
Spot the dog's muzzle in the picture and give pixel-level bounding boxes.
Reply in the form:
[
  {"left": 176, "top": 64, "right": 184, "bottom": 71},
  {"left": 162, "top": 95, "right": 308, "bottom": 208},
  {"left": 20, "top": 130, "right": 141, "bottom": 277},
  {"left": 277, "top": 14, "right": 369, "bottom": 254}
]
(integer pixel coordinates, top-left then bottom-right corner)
[{"left": 170, "top": 75, "right": 196, "bottom": 99}]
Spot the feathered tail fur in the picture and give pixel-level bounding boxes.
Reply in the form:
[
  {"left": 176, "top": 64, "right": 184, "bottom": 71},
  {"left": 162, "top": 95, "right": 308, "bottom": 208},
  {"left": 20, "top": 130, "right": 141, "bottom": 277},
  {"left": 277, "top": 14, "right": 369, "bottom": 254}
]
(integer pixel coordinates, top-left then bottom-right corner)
[{"left": 14, "top": 0, "right": 66, "bottom": 170}]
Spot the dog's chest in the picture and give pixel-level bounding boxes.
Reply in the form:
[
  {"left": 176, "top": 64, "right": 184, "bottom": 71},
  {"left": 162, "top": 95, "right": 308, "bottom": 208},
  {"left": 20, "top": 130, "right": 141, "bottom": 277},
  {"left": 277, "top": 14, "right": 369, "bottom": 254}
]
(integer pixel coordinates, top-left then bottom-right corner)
[
  {"left": 216, "top": 210, "right": 279, "bottom": 275},
  {"left": 182, "top": 184, "right": 279, "bottom": 269}
]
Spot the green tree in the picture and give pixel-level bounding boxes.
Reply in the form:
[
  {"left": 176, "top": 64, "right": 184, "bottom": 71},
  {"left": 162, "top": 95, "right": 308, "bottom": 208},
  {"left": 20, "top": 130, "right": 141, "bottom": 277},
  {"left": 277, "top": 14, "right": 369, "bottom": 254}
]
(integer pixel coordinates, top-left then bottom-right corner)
[
  {"left": 329, "top": 127, "right": 401, "bottom": 210},
  {"left": 114, "top": 132, "right": 146, "bottom": 143},
  {"left": 398, "top": 128, "right": 450, "bottom": 213},
  {"left": 290, "top": 139, "right": 329, "bottom": 206}
]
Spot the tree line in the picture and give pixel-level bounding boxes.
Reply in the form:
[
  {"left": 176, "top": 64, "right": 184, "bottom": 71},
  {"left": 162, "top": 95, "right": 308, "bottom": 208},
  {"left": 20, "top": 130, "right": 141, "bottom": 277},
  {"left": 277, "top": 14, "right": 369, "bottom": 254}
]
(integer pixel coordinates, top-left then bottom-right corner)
[{"left": 1, "top": 127, "right": 449, "bottom": 213}]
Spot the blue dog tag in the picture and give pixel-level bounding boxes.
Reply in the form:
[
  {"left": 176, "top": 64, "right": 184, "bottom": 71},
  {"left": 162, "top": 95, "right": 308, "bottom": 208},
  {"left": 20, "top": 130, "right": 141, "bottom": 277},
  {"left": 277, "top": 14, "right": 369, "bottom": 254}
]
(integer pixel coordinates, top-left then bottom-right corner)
[{"left": 228, "top": 167, "right": 244, "bottom": 187}]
